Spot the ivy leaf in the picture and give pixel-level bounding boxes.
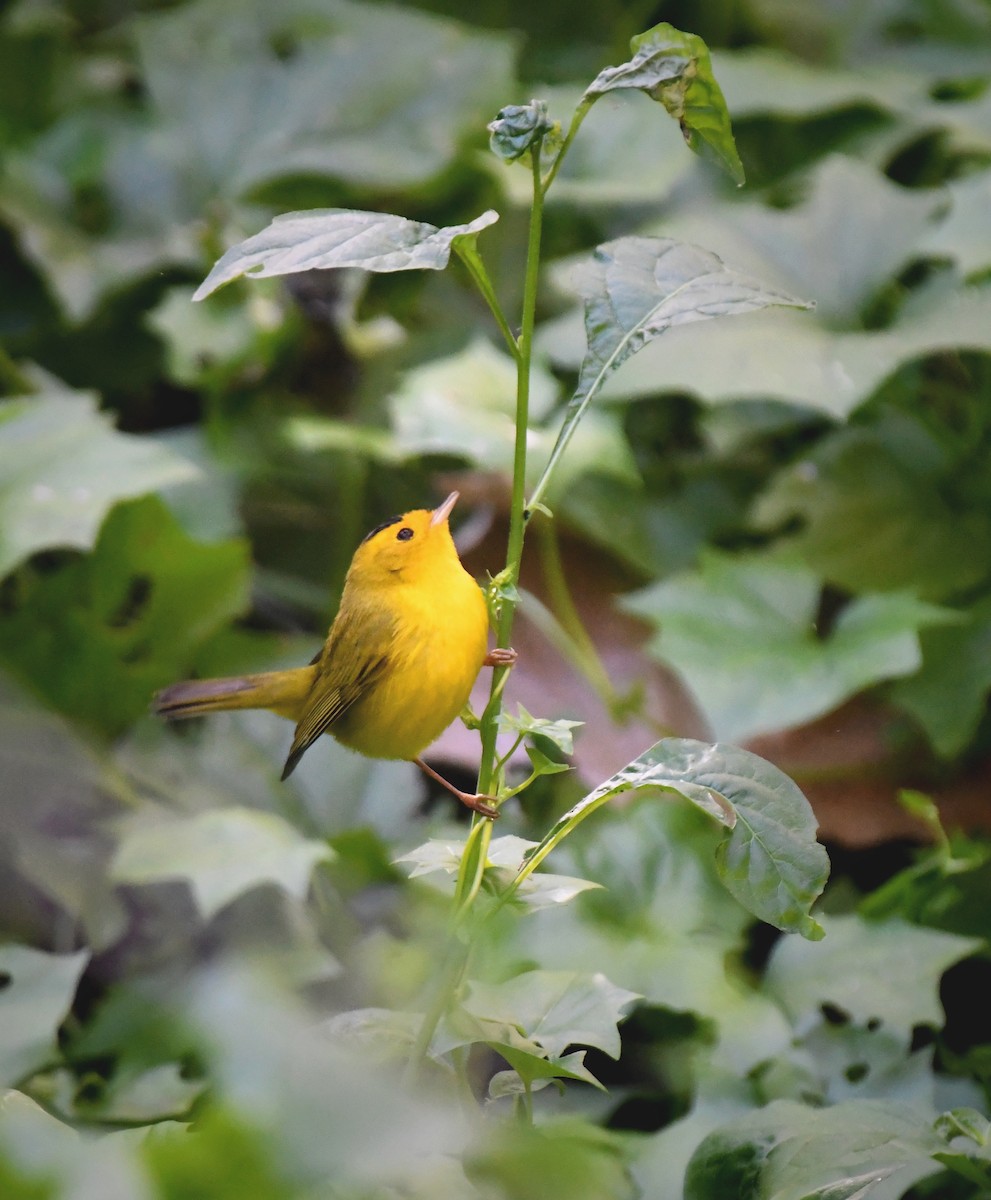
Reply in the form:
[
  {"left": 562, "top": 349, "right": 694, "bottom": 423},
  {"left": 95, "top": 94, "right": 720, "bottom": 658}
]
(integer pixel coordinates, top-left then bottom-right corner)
[
  {"left": 766, "top": 914, "right": 979, "bottom": 1044},
  {"left": 0, "top": 495, "right": 250, "bottom": 737},
  {"left": 624, "top": 551, "right": 956, "bottom": 742},
  {"left": 890, "top": 598, "right": 991, "bottom": 758},
  {"left": 517, "top": 738, "right": 829, "bottom": 939},
  {"left": 111, "top": 807, "right": 334, "bottom": 919},
  {"left": 0, "top": 390, "right": 198, "bottom": 579},
  {"left": 585, "top": 22, "right": 744, "bottom": 185},
  {"left": 463, "top": 970, "right": 640, "bottom": 1060},
  {"left": 530, "top": 237, "right": 809, "bottom": 508},
  {"left": 0, "top": 946, "right": 89, "bottom": 1087},
  {"left": 685, "top": 1099, "right": 944, "bottom": 1200},
  {"left": 193, "top": 209, "right": 498, "bottom": 300}
]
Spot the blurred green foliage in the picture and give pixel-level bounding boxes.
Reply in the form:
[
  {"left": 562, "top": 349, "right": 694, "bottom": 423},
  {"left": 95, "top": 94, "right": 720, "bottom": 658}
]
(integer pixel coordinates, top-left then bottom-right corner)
[{"left": 4, "top": 0, "right": 991, "bottom": 1195}]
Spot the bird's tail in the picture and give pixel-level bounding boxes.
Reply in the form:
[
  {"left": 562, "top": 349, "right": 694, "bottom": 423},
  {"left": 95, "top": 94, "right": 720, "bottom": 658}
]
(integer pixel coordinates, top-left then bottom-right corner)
[{"left": 153, "top": 668, "right": 315, "bottom": 723}]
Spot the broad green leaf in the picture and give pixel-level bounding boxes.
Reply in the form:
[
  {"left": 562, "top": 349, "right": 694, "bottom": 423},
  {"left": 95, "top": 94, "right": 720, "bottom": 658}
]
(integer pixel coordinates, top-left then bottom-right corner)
[
  {"left": 923, "top": 169, "right": 991, "bottom": 277},
  {"left": 890, "top": 599, "right": 991, "bottom": 757},
  {"left": 193, "top": 209, "right": 498, "bottom": 301},
  {"left": 585, "top": 22, "right": 744, "bottom": 184},
  {"left": 684, "top": 1099, "right": 944, "bottom": 1200},
  {"left": 515, "top": 738, "right": 828, "bottom": 939},
  {"left": 0, "top": 495, "right": 250, "bottom": 737},
  {"left": 754, "top": 425, "right": 991, "bottom": 601},
  {"left": 467, "top": 1119, "right": 636, "bottom": 1200},
  {"left": 654, "top": 155, "right": 941, "bottom": 325},
  {"left": 529, "top": 236, "right": 809, "bottom": 509},
  {"left": 463, "top": 970, "right": 639, "bottom": 1060},
  {"left": 0, "top": 946, "right": 89, "bottom": 1087},
  {"left": 0, "top": 391, "right": 198, "bottom": 578},
  {"left": 936, "top": 1108, "right": 991, "bottom": 1147},
  {"left": 624, "top": 551, "right": 955, "bottom": 742},
  {"left": 538, "top": 284, "right": 991, "bottom": 419},
  {"left": 766, "top": 914, "right": 980, "bottom": 1043},
  {"left": 135, "top": 0, "right": 515, "bottom": 202},
  {"left": 111, "top": 807, "right": 334, "bottom": 919}
]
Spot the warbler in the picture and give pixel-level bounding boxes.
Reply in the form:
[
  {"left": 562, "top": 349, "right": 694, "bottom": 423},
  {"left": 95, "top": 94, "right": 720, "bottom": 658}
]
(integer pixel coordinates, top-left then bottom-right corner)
[{"left": 154, "top": 492, "right": 514, "bottom": 817}]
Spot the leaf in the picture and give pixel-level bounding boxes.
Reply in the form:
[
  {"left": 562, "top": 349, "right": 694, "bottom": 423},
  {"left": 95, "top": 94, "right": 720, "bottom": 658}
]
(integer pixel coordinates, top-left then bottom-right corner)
[
  {"left": 488, "top": 99, "right": 554, "bottom": 162},
  {"left": 395, "top": 835, "right": 598, "bottom": 911},
  {"left": 489, "top": 1048, "right": 602, "bottom": 1096},
  {"left": 0, "top": 495, "right": 251, "bottom": 737},
  {"left": 500, "top": 704, "right": 584, "bottom": 755},
  {"left": 0, "top": 946, "right": 89, "bottom": 1087},
  {"left": 389, "top": 337, "right": 637, "bottom": 500},
  {"left": 585, "top": 22, "right": 744, "bottom": 185},
  {"left": 539, "top": 283, "right": 991, "bottom": 420},
  {"left": 516, "top": 738, "right": 829, "bottom": 939},
  {"left": 111, "top": 807, "right": 334, "bottom": 919},
  {"left": 134, "top": 0, "right": 516, "bottom": 202},
  {"left": 0, "top": 390, "right": 198, "bottom": 578},
  {"left": 530, "top": 237, "right": 809, "bottom": 508},
  {"left": 922, "top": 169, "right": 991, "bottom": 278},
  {"left": 656, "top": 155, "right": 942, "bottom": 325},
  {"left": 463, "top": 970, "right": 640, "bottom": 1060},
  {"left": 890, "top": 598, "right": 991, "bottom": 757},
  {"left": 684, "top": 1099, "right": 944, "bottom": 1200},
  {"left": 193, "top": 208, "right": 499, "bottom": 300},
  {"left": 754, "top": 425, "right": 991, "bottom": 601},
  {"left": 767, "top": 914, "right": 980, "bottom": 1044},
  {"left": 623, "top": 551, "right": 956, "bottom": 742}
]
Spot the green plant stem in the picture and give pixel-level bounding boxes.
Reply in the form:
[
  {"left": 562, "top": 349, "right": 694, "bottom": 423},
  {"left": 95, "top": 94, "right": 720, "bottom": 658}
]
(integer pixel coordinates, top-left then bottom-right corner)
[
  {"left": 476, "top": 145, "right": 545, "bottom": 801},
  {"left": 455, "top": 247, "right": 521, "bottom": 363},
  {"left": 406, "top": 146, "right": 547, "bottom": 1080},
  {"left": 540, "top": 100, "right": 593, "bottom": 196}
]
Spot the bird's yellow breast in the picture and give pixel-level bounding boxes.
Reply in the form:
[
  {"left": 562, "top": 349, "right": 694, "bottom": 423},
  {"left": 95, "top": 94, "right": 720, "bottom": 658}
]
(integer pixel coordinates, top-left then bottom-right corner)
[{"left": 332, "top": 567, "right": 488, "bottom": 761}]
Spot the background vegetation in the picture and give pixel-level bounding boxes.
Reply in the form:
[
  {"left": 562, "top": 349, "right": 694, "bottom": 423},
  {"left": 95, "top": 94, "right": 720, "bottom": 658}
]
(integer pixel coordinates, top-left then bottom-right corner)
[{"left": 3, "top": 0, "right": 991, "bottom": 1196}]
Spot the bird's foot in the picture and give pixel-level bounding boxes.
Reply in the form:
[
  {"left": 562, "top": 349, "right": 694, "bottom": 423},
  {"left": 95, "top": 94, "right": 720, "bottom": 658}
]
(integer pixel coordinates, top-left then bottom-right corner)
[
  {"left": 414, "top": 756, "right": 500, "bottom": 820},
  {"left": 485, "top": 647, "right": 518, "bottom": 668}
]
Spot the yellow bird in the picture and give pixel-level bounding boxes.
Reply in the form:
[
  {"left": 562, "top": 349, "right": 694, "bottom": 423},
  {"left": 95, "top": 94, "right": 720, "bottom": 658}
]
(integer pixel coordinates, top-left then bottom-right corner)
[{"left": 154, "top": 492, "right": 513, "bottom": 817}]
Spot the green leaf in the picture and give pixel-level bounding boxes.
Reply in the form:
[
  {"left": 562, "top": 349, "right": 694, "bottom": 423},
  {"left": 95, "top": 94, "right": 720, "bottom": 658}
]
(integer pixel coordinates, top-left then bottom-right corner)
[
  {"left": 500, "top": 704, "right": 584, "bottom": 754},
  {"left": 585, "top": 22, "right": 744, "bottom": 185},
  {"left": 766, "top": 914, "right": 980, "bottom": 1043},
  {"left": 0, "top": 946, "right": 89, "bottom": 1087},
  {"left": 530, "top": 237, "right": 809, "bottom": 509},
  {"left": 684, "top": 1099, "right": 944, "bottom": 1200},
  {"left": 754, "top": 426, "right": 991, "bottom": 601},
  {"left": 0, "top": 495, "right": 250, "bottom": 737},
  {"left": 936, "top": 1108, "right": 991, "bottom": 1147},
  {"left": 193, "top": 208, "right": 499, "bottom": 301},
  {"left": 0, "top": 391, "right": 198, "bottom": 579},
  {"left": 467, "top": 1119, "right": 636, "bottom": 1200},
  {"left": 462, "top": 970, "right": 640, "bottom": 1060},
  {"left": 134, "top": 0, "right": 516, "bottom": 202},
  {"left": 488, "top": 99, "right": 554, "bottom": 162},
  {"left": 111, "top": 807, "right": 334, "bottom": 919},
  {"left": 891, "top": 597, "right": 991, "bottom": 757},
  {"left": 516, "top": 738, "right": 829, "bottom": 939},
  {"left": 624, "top": 551, "right": 955, "bottom": 742},
  {"left": 923, "top": 169, "right": 991, "bottom": 278},
  {"left": 488, "top": 1049, "right": 601, "bottom": 1096}
]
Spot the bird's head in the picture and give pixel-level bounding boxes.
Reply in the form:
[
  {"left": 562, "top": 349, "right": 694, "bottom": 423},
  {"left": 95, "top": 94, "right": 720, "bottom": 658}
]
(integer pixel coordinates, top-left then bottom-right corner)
[{"left": 349, "top": 491, "right": 465, "bottom": 585}]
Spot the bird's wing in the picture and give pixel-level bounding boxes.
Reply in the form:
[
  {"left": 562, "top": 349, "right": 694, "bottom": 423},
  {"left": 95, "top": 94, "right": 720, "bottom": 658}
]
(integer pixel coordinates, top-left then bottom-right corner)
[{"left": 280, "top": 599, "right": 394, "bottom": 780}]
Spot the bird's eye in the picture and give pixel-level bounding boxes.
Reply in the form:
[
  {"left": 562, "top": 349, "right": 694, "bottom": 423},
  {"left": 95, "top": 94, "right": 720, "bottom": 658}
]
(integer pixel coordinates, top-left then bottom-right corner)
[{"left": 396, "top": 527, "right": 414, "bottom": 541}]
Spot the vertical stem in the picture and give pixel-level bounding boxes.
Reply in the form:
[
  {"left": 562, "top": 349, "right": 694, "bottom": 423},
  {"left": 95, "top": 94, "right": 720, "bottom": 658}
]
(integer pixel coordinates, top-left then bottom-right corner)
[
  {"left": 476, "top": 145, "right": 545, "bottom": 800},
  {"left": 407, "top": 148, "right": 546, "bottom": 1080}
]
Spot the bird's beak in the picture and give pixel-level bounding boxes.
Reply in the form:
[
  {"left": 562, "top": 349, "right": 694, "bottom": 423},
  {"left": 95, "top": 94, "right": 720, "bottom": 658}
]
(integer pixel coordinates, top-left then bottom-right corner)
[{"left": 430, "top": 491, "right": 459, "bottom": 527}]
